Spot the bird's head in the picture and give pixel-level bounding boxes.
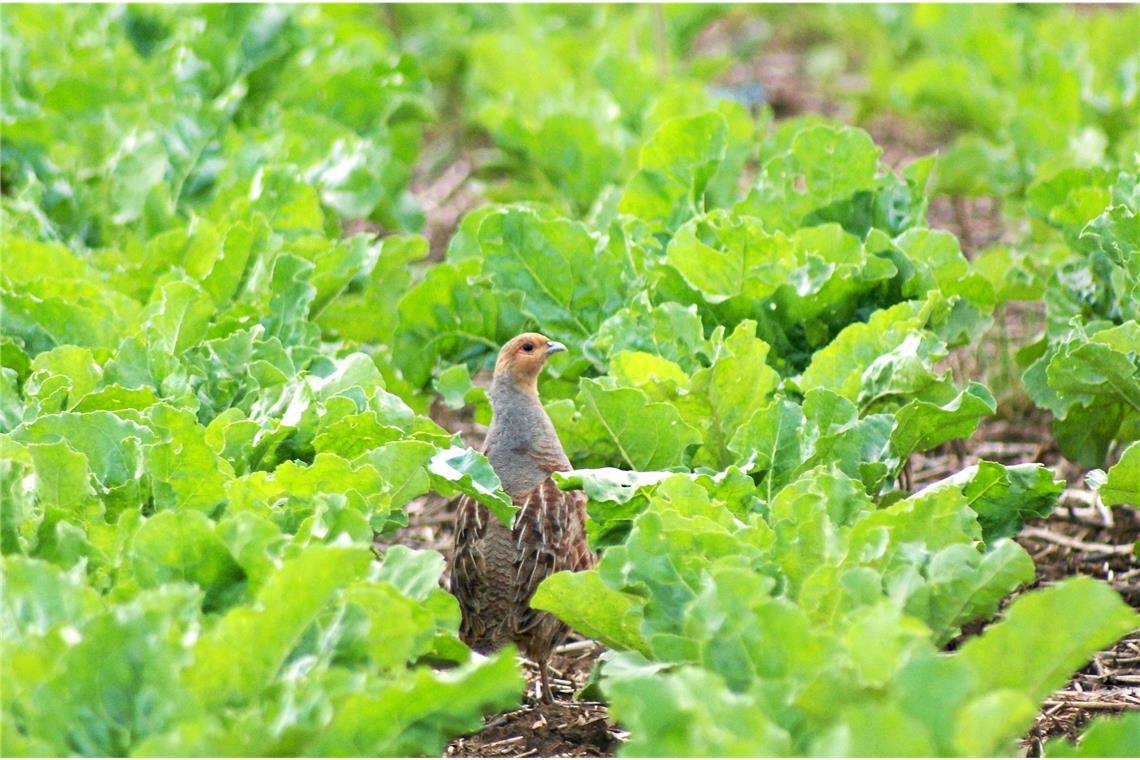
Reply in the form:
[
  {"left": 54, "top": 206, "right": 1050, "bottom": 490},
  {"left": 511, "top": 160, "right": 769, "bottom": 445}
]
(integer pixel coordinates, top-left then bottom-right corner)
[{"left": 493, "top": 332, "right": 566, "bottom": 394}]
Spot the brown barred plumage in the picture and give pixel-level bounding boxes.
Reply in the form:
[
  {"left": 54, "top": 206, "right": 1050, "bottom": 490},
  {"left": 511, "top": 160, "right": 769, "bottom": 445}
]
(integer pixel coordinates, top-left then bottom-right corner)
[{"left": 449, "top": 333, "right": 595, "bottom": 703}]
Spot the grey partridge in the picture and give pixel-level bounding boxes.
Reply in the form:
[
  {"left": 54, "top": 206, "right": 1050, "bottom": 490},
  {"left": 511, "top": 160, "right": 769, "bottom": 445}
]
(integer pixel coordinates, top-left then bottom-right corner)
[{"left": 450, "top": 333, "right": 594, "bottom": 702}]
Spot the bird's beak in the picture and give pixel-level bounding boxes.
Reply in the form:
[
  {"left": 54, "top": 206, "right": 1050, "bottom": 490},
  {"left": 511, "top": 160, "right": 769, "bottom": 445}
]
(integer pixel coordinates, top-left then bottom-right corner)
[{"left": 546, "top": 341, "right": 566, "bottom": 355}]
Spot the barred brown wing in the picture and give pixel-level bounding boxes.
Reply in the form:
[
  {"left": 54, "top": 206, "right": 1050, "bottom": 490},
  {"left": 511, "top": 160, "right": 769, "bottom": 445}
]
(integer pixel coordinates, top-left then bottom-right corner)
[
  {"left": 511, "top": 478, "right": 593, "bottom": 644},
  {"left": 452, "top": 477, "right": 593, "bottom": 660}
]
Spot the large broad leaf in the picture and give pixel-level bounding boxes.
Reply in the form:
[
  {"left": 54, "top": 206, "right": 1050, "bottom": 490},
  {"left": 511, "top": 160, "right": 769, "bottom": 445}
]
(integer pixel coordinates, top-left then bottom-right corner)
[
  {"left": 12, "top": 586, "right": 203, "bottom": 757},
  {"left": 1093, "top": 440, "right": 1140, "bottom": 506},
  {"left": 478, "top": 207, "right": 631, "bottom": 345},
  {"left": 800, "top": 298, "right": 936, "bottom": 402},
  {"left": 24, "top": 345, "right": 101, "bottom": 414},
  {"left": 565, "top": 380, "right": 701, "bottom": 471},
  {"left": 893, "top": 228, "right": 996, "bottom": 308},
  {"left": 0, "top": 240, "right": 142, "bottom": 355},
  {"left": 909, "top": 539, "right": 1036, "bottom": 644},
  {"left": 618, "top": 111, "right": 727, "bottom": 233},
  {"left": 532, "top": 570, "right": 651, "bottom": 656},
  {"left": 957, "top": 576, "right": 1139, "bottom": 705},
  {"left": 552, "top": 467, "right": 679, "bottom": 505},
  {"left": 317, "top": 234, "right": 429, "bottom": 345},
  {"left": 392, "top": 258, "right": 522, "bottom": 388},
  {"left": 426, "top": 446, "right": 516, "bottom": 527},
  {"left": 144, "top": 404, "right": 232, "bottom": 514},
  {"left": 129, "top": 510, "right": 245, "bottom": 609},
  {"left": 589, "top": 294, "right": 709, "bottom": 373},
  {"left": 140, "top": 277, "right": 216, "bottom": 356},
  {"left": 1043, "top": 713, "right": 1140, "bottom": 758},
  {"left": 1025, "top": 322, "right": 1140, "bottom": 467},
  {"left": 184, "top": 544, "right": 371, "bottom": 708},
  {"left": 226, "top": 453, "right": 390, "bottom": 537},
  {"left": 260, "top": 254, "right": 319, "bottom": 349},
  {"left": 728, "top": 399, "right": 807, "bottom": 501},
  {"left": 305, "top": 650, "right": 523, "bottom": 757},
  {"left": 687, "top": 321, "right": 782, "bottom": 468},
  {"left": 736, "top": 124, "right": 888, "bottom": 235},
  {"left": 11, "top": 411, "right": 154, "bottom": 490},
  {"left": 812, "top": 699, "right": 943, "bottom": 757},
  {"left": 1, "top": 556, "right": 102, "bottom": 639},
  {"left": 936, "top": 461, "right": 1063, "bottom": 542},
  {"left": 889, "top": 382, "right": 996, "bottom": 459},
  {"left": 664, "top": 211, "right": 790, "bottom": 304},
  {"left": 1043, "top": 330, "right": 1140, "bottom": 419},
  {"left": 354, "top": 439, "right": 437, "bottom": 511},
  {"left": 601, "top": 657, "right": 792, "bottom": 758},
  {"left": 794, "top": 390, "right": 896, "bottom": 492},
  {"left": 15, "top": 438, "right": 97, "bottom": 518}
]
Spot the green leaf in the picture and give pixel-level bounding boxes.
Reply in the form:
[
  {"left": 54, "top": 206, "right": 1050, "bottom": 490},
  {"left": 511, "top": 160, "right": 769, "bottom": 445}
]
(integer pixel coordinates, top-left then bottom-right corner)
[
  {"left": 728, "top": 399, "right": 806, "bottom": 500},
  {"left": 11, "top": 411, "right": 153, "bottom": 489},
  {"left": 800, "top": 298, "right": 935, "bottom": 402},
  {"left": 793, "top": 125, "right": 880, "bottom": 205},
  {"left": 815, "top": 703, "right": 936, "bottom": 757},
  {"left": 373, "top": 545, "right": 448, "bottom": 602},
  {"left": 14, "top": 586, "right": 203, "bottom": 756},
  {"left": 226, "top": 453, "right": 389, "bottom": 531},
  {"left": 532, "top": 570, "right": 651, "bottom": 656},
  {"left": 1097, "top": 439, "right": 1140, "bottom": 506},
  {"left": 185, "top": 544, "right": 370, "bottom": 708},
  {"left": 938, "top": 461, "right": 1063, "bottom": 542},
  {"left": 479, "top": 206, "right": 631, "bottom": 345},
  {"left": 619, "top": 112, "right": 727, "bottom": 232},
  {"left": 1045, "top": 334, "right": 1140, "bottom": 420},
  {"left": 141, "top": 278, "right": 215, "bottom": 355},
  {"left": 913, "top": 539, "right": 1036, "bottom": 644},
  {"left": 552, "top": 467, "right": 678, "bottom": 505},
  {"left": 392, "top": 258, "right": 520, "bottom": 388},
  {"left": 434, "top": 363, "right": 483, "bottom": 410},
  {"left": 958, "top": 576, "right": 1139, "bottom": 704},
  {"left": 894, "top": 227, "right": 996, "bottom": 307},
  {"left": 317, "top": 234, "right": 428, "bottom": 345},
  {"left": 688, "top": 320, "right": 781, "bottom": 468},
  {"left": 25, "top": 345, "right": 101, "bottom": 414},
  {"left": 602, "top": 660, "right": 792, "bottom": 757},
  {"left": 664, "top": 211, "right": 787, "bottom": 304},
  {"left": 355, "top": 439, "right": 437, "bottom": 511},
  {"left": 261, "top": 253, "right": 318, "bottom": 348},
  {"left": 24, "top": 440, "right": 98, "bottom": 513},
  {"left": 129, "top": 510, "right": 244, "bottom": 607},
  {"left": 426, "top": 445, "right": 516, "bottom": 527},
  {"left": 1044, "top": 713, "right": 1140, "bottom": 758},
  {"left": 144, "top": 404, "right": 231, "bottom": 514},
  {"left": 305, "top": 649, "right": 523, "bottom": 757},
  {"left": 568, "top": 380, "right": 701, "bottom": 470},
  {"left": 590, "top": 295, "right": 709, "bottom": 373},
  {"left": 1, "top": 556, "right": 102, "bottom": 638},
  {"left": 950, "top": 691, "right": 1038, "bottom": 757},
  {"left": 199, "top": 218, "right": 267, "bottom": 307},
  {"left": 889, "top": 382, "right": 996, "bottom": 458},
  {"left": 736, "top": 124, "right": 885, "bottom": 234}
]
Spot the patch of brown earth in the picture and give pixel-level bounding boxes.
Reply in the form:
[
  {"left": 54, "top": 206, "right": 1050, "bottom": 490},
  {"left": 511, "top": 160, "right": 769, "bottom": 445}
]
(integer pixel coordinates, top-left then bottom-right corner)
[{"left": 447, "top": 644, "right": 619, "bottom": 758}]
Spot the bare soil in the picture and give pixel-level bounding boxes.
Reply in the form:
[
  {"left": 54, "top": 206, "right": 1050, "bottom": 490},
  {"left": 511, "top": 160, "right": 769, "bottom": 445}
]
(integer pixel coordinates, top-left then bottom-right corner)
[{"left": 446, "top": 646, "right": 621, "bottom": 759}]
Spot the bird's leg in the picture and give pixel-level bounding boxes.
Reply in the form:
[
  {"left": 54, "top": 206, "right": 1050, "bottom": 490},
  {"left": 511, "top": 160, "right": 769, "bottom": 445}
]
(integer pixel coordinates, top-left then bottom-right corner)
[{"left": 538, "top": 659, "right": 555, "bottom": 704}]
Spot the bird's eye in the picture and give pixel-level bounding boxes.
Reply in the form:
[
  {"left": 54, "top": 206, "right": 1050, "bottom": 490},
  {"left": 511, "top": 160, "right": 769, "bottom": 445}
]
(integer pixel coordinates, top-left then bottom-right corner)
[{"left": 522, "top": 342, "right": 534, "bottom": 352}]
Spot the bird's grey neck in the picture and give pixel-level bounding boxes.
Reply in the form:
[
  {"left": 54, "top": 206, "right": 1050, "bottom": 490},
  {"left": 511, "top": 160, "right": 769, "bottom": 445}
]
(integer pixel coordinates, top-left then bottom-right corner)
[{"left": 484, "top": 376, "right": 559, "bottom": 497}]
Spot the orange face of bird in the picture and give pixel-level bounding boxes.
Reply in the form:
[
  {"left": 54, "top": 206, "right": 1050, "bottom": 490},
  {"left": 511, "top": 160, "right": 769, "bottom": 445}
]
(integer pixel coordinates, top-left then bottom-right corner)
[{"left": 493, "top": 332, "right": 566, "bottom": 387}]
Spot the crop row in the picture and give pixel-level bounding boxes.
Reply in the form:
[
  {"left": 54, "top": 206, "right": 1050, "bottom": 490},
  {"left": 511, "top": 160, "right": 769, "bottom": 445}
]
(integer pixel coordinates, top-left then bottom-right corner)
[{"left": 2, "top": 5, "right": 1137, "bottom": 757}]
